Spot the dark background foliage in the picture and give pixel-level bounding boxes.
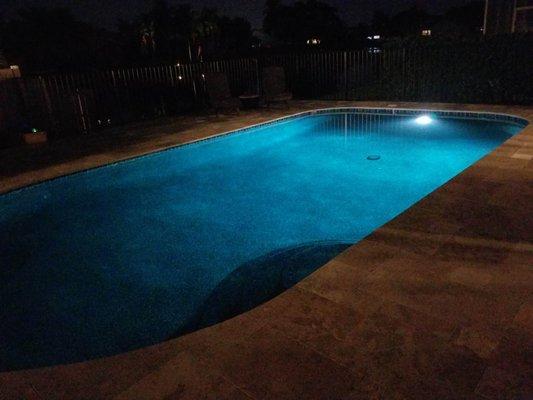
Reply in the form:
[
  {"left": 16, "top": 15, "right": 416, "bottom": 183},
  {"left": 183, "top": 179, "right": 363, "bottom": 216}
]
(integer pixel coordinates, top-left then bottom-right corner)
[
  {"left": 0, "top": 0, "right": 488, "bottom": 73},
  {"left": 0, "top": 0, "right": 531, "bottom": 149}
]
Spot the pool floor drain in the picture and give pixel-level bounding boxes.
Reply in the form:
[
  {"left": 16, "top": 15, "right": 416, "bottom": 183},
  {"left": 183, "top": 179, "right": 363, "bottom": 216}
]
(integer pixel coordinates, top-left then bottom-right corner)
[{"left": 367, "top": 155, "right": 381, "bottom": 161}]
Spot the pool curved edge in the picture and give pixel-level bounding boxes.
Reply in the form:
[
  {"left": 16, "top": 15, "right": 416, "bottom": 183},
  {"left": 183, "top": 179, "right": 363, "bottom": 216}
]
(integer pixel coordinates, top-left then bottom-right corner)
[{"left": 0, "top": 102, "right": 532, "bottom": 394}]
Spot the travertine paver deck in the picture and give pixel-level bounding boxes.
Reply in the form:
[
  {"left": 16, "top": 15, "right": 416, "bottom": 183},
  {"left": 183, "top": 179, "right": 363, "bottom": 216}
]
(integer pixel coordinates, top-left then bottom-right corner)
[{"left": 0, "top": 101, "right": 532, "bottom": 400}]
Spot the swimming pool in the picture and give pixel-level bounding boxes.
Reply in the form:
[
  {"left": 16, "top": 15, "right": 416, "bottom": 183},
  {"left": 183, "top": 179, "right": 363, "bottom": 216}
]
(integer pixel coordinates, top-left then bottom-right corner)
[{"left": 0, "top": 108, "right": 527, "bottom": 371}]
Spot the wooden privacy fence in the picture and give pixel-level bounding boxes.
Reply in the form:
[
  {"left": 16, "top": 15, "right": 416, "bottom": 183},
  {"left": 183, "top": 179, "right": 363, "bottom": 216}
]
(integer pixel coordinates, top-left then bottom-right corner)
[{"left": 1, "top": 44, "right": 529, "bottom": 145}]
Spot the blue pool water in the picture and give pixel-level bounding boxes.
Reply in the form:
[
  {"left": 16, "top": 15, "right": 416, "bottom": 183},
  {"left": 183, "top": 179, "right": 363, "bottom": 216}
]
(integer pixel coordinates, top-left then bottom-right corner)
[{"left": 0, "top": 109, "right": 525, "bottom": 371}]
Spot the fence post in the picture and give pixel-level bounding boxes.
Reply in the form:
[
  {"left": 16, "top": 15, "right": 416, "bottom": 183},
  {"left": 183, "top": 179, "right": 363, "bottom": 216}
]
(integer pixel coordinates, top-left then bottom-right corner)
[
  {"left": 111, "top": 70, "right": 117, "bottom": 87},
  {"left": 402, "top": 48, "right": 406, "bottom": 100},
  {"left": 38, "top": 77, "right": 55, "bottom": 132},
  {"left": 255, "top": 58, "right": 260, "bottom": 95},
  {"left": 343, "top": 51, "right": 348, "bottom": 101},
  {"left": 75, "top": 90, "right": 89, "bottom": 134},
  {"left": 15, "top": 77, "right": 30, "bottom": 120}
]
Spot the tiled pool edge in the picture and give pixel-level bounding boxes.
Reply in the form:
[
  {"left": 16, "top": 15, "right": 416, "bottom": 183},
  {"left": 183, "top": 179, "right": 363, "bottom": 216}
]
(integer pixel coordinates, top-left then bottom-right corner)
[{"left": 0, "top": 106, "right": 528, "bottom": 197}]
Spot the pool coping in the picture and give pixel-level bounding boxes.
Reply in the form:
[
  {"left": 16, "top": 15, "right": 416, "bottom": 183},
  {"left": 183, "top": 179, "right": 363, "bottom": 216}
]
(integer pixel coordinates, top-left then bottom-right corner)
[{"left": 1, "top": 101, "right": 532, "bottom": 400}]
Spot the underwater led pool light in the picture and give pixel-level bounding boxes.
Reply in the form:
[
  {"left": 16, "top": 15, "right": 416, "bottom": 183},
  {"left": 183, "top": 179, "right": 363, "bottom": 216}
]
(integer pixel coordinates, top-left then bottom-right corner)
[{"left": 415, "top": 115, "right": 433, "bottom": 125}]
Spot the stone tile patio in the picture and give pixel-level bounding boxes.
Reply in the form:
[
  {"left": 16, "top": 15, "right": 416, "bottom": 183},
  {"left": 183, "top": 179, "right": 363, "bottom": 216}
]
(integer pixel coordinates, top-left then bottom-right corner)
[{"left": 0, "top": 101, "right": 531, "bottom": 399}]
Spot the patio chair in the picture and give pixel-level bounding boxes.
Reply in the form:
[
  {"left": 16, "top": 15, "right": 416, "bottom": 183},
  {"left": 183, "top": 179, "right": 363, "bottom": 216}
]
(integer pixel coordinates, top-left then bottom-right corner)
[
  {"left": 262, "top": 66, "right": 292, "bottom": 107},
  {"left": 204, "top": 72, "right": 240, "bottom": 114}
]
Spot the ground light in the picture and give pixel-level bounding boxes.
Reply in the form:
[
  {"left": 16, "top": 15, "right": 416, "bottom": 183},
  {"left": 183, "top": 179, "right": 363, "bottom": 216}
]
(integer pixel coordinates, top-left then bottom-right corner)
[{"left": 415, "top": 115, "right": 433, "bottom": 125}]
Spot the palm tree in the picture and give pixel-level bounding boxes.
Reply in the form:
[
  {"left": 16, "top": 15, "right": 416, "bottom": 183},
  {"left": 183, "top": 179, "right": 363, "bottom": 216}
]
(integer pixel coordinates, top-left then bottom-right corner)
[
  {"left": 139, "top": 1, "right": 219, "bottom": 63},
  {"left": 139, "top": 21, "right": 156, "bottom": 55},
  {"left": 188, "top": 8, "right": 219, "bottom": 62}
]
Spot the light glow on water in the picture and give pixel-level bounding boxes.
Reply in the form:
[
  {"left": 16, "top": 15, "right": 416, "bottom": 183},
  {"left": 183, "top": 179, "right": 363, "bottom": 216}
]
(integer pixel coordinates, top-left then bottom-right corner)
[{"left": 415, "top": 115, "right": 433, "bottom": 125}]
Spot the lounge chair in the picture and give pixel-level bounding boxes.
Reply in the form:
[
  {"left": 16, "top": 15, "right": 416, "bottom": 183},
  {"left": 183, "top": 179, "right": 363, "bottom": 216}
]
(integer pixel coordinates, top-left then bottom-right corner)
[
  {"left": 262, "top": 66, "right": 292, "bottom": 107},
  {"left": 204, "top": 72, "right": 240, "bottom": 114}
]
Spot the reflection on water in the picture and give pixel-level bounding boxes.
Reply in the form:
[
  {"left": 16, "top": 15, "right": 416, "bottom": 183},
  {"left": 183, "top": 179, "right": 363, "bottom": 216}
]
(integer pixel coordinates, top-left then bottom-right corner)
[{"left": 313, "top": 112, "right": 407, "bottom": 139}]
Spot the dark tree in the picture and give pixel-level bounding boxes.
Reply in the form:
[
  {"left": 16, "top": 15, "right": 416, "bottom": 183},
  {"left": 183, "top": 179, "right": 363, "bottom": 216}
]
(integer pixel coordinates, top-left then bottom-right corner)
[
  {"left": 215, "top": 16, "right": 254, "bottom": 58},
  {"left": 371, "top": 10, "right": 390, "bottom": 36},
  {"left": 190, "top": 8, "right": 220, "bottom": 61},
  {"left": 263, "top": 0, "right": 345, "bottom": 48},
  {"left": 263, "top": 0, "right": 292, "bottom": 45},
  {"left": 388, "top": 6, "right": 431, "bottom": 37},
  {"left": 440, "top": 1, "right": 485, "bottom": 36},
  {"left": 135, "top": 2, "right": 252, "bottom": 63},
  {"left": 2, "top": 7, "right": 120, "bottom": 72},
  {"left": 138, "top": 0, "right": 187, "bottom": 63}
]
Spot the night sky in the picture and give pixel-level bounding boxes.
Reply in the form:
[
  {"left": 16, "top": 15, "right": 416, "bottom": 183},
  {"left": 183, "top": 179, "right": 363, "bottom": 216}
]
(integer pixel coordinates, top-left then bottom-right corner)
[{"left": 0, "top": 0, "right": 474, "bottom": 30}]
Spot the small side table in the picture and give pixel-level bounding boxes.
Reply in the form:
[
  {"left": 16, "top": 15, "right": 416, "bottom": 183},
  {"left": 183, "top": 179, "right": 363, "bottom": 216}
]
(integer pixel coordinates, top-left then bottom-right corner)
[{"left": 239, "top": 94, "right": 261, "bottom": 109}]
